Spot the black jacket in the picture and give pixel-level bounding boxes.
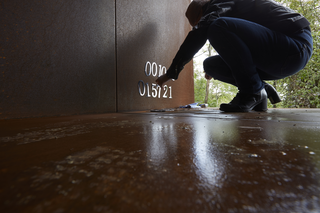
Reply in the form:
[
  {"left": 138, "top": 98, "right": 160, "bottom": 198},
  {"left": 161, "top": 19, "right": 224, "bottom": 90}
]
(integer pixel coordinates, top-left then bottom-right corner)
[{"left": 166, "top": 0, "right": 310, "bottom": 80}]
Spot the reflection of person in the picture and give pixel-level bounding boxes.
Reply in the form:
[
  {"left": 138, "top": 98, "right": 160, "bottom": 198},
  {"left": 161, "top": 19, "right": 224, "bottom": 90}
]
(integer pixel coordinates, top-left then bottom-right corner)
[{"left": 156, "top": 0, "right": 313, "bottom": 112}]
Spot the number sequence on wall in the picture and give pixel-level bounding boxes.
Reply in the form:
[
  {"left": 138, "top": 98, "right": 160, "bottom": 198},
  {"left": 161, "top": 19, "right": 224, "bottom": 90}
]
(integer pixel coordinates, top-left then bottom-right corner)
[{"left": 138, "top": 61, "right": 172, "bottom": 99}]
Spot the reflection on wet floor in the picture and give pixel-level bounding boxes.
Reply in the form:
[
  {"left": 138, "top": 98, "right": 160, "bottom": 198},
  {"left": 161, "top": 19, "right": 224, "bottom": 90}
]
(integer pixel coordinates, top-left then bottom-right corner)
[{"left": 0, "top": 109, "right": 319, "bottom": 212}]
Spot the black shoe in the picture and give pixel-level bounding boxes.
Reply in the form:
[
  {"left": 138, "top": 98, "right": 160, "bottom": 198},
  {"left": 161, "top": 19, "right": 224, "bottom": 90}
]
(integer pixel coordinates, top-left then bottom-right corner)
[
  {"left": 220, "top": 89, "right": 268, "bottom": 112},
  {"left": 264, "top": 82, "right": 281, "bottom": 104}
]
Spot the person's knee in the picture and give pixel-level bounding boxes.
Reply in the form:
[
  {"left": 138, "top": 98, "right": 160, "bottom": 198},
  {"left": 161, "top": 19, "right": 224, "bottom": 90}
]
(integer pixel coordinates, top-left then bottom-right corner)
[
  {"left": 203, "top": 56, "right": 221, "bottom": 70},
  {"left": 203, "top": 58, "right": 209, "bottom": 71},
  {"left": 203, "top": 58, "right": 218, "bottom": 79},
  {"left": 203, "top": 57, "right": 212, "bottom": 73}
]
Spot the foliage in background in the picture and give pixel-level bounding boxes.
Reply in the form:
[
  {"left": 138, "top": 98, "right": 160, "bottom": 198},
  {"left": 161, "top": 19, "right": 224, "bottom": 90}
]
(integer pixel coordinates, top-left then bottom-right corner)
[
  {"left": 194, "top": 0, "right": 320, "bottom": 108},
  {"left": 193, "top": 42, "right": 238, "bottom": 107},
  {"left": 276, "top": 0, "right": 320, "bottom": 108}
]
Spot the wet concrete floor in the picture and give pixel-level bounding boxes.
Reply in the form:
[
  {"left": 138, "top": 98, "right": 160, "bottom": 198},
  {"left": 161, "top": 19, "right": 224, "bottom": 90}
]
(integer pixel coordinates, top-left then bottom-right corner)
[{"left": 0, "top": 108, "right": 320, "bottom": 213}]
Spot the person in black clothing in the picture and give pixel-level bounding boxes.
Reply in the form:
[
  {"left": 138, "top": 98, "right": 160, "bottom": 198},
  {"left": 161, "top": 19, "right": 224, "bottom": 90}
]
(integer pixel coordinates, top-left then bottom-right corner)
[{"left": 156, "top": 0, "right": 313, "bottom": 112}]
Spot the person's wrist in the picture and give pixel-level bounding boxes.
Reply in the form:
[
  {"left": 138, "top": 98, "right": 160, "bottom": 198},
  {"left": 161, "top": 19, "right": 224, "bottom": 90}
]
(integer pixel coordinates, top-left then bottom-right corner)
[{"left": 165, "top": 73, "right": 172, "bottom": 80}]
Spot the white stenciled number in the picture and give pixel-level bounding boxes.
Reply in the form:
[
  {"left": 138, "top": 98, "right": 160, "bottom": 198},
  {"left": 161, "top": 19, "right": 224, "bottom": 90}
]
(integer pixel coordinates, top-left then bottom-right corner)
[
  {"left": 138, "top": 80, "right": 145, "bottom": 96},
  {"left": 151, "top": 83, "right": 158, "bottom": 98},
  {"left": 145, "top": 61, "right": 167, "bottom": 78},
  {"left": 145, "top": 61, "right": 152, "bottom": 77},
  {"left": 145, "top": 83, "right": 151, "bottom": 97},
  {"left": 138, "top": 61, "right": 172, "bottom": 99},
  {"left": 163, "top": 85, "right": 168, "bottom": 98},
  {"left": 152, "top": 62, "right": 157, "bottom": 77},
  {"left": 158, "top": 65, "right": 167, "bottom": 77},
  {"left": 157, "top": 85, "right": 162, "bottom": 98}
]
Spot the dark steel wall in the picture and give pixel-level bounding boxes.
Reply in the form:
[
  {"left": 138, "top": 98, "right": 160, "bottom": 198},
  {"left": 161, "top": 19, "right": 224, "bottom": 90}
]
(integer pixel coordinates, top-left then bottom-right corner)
[
  {"left": 0, "top": 0, "right": 117, "bottom": 119},
  {"left": 0, "top": 0, "right": 193, "bottom": 119}
]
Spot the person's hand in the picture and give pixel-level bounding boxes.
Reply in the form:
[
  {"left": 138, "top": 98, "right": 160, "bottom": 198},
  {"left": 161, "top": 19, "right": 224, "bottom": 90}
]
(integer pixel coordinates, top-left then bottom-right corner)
[
  {"left": 205, "top": 73, "right": 212, "bottom": 80},
  {"left": 156, "top": 74, "right": 171, "bottom": 88}
]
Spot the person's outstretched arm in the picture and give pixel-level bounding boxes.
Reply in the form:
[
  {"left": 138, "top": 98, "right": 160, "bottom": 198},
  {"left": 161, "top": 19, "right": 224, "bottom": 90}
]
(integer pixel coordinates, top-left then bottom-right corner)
[{"left": 156, "top": 26, "right": 208, "bottom": 86}]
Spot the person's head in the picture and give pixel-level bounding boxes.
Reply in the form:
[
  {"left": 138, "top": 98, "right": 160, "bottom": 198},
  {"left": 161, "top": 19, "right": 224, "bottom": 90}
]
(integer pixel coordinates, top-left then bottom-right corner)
[{"left": 185, "top": 0, "right": 209, "bottom": 27}]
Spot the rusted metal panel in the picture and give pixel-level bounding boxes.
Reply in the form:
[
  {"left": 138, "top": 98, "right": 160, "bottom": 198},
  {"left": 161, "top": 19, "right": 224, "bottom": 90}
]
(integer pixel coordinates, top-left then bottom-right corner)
[
  {"left": 0, "top": 0, "right": 117, "bottom": 119},
  {"left": 116, "top": 0, "right": 194, "bottom": 111},
  {"left": 0, "top": 0, "right": 194, "bottom": 119}
]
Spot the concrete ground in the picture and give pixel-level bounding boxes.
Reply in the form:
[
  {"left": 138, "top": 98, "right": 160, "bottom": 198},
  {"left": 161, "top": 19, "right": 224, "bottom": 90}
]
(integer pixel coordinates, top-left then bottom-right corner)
[{"left": 0, "top": 108, "right": 320, "bottom": 213}]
